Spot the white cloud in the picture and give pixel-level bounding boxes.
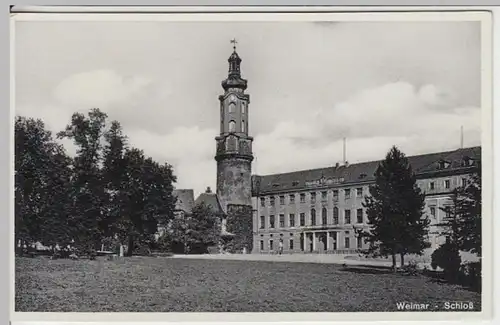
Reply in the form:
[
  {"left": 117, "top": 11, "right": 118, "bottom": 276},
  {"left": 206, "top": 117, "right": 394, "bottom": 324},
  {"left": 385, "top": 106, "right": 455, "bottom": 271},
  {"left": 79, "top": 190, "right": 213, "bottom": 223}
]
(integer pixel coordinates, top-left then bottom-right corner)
[
  {"left": 253, "top": 82, "right": 481, "bottom": 177},
  {"left": 53, "top": 69, "right": 153, "bottom": 110}
]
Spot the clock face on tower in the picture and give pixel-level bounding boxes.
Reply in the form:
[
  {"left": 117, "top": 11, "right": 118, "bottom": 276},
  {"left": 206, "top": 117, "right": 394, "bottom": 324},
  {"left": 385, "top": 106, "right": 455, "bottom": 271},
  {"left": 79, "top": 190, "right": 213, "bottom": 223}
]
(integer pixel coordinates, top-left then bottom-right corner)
[{"left": 229, "top": 94, "right": 236, "bottom": 102}]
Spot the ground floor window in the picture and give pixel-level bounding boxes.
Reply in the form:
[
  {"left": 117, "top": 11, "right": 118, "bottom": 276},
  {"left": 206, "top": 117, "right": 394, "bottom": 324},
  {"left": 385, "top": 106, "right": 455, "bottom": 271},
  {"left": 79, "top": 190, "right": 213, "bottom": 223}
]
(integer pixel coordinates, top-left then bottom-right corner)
[
  {"left": 289, "top": 239, "right": 294, "bottom": 250},
  {"left": 260, "top": 240, "right": 264, "bottom": 251},
  {"left": 344, "top": 237, "right": 350, "bottom": 249},
  {"left": 270, "top": 240, "right": 274, "bottom": 251},
  {"left": 357, "top": 236, "right": 363, "bottom": 249}
]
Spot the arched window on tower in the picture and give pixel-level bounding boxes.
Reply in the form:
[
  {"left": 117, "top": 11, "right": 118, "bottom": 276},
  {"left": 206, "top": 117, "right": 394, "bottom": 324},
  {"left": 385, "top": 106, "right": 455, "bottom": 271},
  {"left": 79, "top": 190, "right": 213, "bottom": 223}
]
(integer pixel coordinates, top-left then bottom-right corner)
[
  {"left": 228, "top": 102, "right": 236, "bottom": 113},
  {"left": 322, "top": 208, "right": 327, "bottom": 225},
  {"left": 229, "top": 120, "right": 236, "bottom": 132},
  {"left": 242, "top": 120, "right": 245, "bottom": 133}
]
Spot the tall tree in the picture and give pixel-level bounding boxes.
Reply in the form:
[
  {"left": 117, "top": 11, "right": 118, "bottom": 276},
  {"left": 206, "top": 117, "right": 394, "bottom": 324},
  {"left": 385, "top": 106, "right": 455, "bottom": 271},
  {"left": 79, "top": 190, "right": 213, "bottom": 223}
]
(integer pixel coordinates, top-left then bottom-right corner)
[
  {"left": 119, "top": 148, "right": 176, "bottom": 256},
  {"left": 15, "top": 116, "right": 72, "bottom": 248},
  {"left": 57, "top": 108, "right": 108, "bottom": 252},
  {"left": 359, "top": 146, "right": 430, "bottom": 270},
  {"left": 102, "top": 121, "right": 128, "bottom": 240},
  {"left": 439, "top": 160, "right": 481, "bottom": 257}
]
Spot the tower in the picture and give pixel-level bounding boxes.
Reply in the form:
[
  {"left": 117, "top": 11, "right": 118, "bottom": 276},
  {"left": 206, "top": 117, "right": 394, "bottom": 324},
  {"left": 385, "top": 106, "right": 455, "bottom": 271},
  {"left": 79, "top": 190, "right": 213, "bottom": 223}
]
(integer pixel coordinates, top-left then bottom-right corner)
[{"left": 215, "top": 40, "right": 254, "bottom": 213}]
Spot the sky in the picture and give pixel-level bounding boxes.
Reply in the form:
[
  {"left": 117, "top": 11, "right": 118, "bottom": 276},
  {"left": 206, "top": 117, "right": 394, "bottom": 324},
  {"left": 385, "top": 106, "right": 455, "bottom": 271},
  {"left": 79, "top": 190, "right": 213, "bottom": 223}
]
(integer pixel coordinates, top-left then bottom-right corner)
[{"left": 14, "top": 19, "right": 482, "bottom": 197}]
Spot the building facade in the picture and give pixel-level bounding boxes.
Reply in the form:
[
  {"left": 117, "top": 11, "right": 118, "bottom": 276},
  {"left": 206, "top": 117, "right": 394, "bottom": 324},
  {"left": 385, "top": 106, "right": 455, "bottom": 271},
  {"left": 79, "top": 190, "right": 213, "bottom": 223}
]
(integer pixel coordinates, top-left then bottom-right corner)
[{"left": 250, "top": 147, "right": 481, "bottom": 256}]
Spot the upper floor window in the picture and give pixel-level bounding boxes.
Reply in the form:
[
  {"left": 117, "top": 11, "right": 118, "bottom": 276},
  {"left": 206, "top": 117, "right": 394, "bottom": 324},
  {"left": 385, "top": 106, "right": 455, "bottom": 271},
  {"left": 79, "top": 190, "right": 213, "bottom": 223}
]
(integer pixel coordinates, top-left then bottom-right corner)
[
  {"left": 429, "top": 182, "right": 435, "bottom": 190},
  {"left": 279, "top": 196, "right": 285, "bottom": 205},
  {"left": 461, "top": 178, "right": 468, "bottom": 187},
  {"left": 289, "top": 194, "right": 295, "bottom": 204},
  {"left": 228, "top": 120, "right": 236, "bottom": 132},
  {"left": 279, "top": 214, "right": 285, "bottom": 228},
  {"left": 345, "top": 209, "right": 351, "bottom": 224},
  {"left": 344, "top": 189, "right": 351, "bottom": 199},
  {"left": 300, "top": 193, "right": 305, "bottom": 203},
  {"left": 321, "top": 191, "right": 327, "bottom": 201},
  {"left": 270, "top": 197, "right": 275, "bottom": 206},
  {"left": 356, "top": 208, "right": 363, "bottom": 224},
  {"left": 322, "top": 208, "right": 327, "bottom": 225},
  {"left": 289, "top": 214, "right": 295, "bottom": 227},
  {"left": 311, "top": 209, "right": 316, "bottom": 226},
  {"left": 260, "top": 197, "right": 265, "bottom": 207},
  {"left": 430, "top": 206, "right": 436, "bottom": 218},
  {"left": 242, "top": 102, "right": 246, "bottom": 114},
  {"left": 310, "top": 192, "right": 316, "bottom": 203},
  {"left": 260, "top": 216, "right": 265, "bottom": 229},
  {"left": 444, "top": 179, "right": 451, "bottom": 189},
  {"left": 241, "top": 120, "right": 245, "bottom": 133},
  {"left": 228, "top": 102, "right": 236, "bottom": 113},
  {"left": 333, "top": 190, "right": 339, "bottom": 201},
  {"left": 333, "top": 207, "right": 339, "bottom": 224},
  {"left": 269, "top": 215, "right": 275, "bottom": 228},
  {"left": 356, "top": 188, "right": 363, "bottom": 198},
  {"left": 300, "top": 213, "right": 305, "bottom": 226}
]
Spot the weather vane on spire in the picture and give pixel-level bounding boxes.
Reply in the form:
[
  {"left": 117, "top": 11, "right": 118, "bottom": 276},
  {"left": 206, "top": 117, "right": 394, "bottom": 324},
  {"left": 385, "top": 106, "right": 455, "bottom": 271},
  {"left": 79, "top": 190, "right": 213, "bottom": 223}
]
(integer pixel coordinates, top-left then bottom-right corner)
[{"left": 230, "top": 38, "right": 238, "bottom": 51}]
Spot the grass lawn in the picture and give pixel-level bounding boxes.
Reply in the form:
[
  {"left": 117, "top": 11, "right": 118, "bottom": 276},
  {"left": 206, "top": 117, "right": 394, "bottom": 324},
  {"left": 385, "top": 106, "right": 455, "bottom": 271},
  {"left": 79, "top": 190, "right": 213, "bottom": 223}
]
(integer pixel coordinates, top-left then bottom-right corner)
[{"left": 15, "top": 256, "right": 481, "bottom": 312}]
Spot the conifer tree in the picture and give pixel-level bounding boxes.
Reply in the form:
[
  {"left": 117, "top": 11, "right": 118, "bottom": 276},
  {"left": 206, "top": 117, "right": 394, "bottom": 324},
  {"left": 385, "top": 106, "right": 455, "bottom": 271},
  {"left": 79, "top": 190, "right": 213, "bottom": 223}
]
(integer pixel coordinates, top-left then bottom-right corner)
[
  {"left": 439, "top": 159, "right": 481, "bottom": 256},
  {"left": 359, "top": 146, "right": 430, "bottom": 270}
]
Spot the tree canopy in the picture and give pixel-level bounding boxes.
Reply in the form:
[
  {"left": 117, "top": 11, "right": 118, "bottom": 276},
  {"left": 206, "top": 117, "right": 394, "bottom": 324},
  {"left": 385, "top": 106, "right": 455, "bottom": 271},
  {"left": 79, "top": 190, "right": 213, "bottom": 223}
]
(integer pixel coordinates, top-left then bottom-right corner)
[{"left": 15, "top": 108, "right": 177, "bottom": 255}]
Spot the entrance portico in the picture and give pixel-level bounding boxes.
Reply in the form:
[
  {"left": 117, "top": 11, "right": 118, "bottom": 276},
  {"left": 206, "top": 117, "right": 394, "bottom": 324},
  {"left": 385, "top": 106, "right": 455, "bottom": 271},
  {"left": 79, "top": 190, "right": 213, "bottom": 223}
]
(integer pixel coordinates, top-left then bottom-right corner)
[{"left": 302, "top": 230, "right": 339, "bottom": 252}]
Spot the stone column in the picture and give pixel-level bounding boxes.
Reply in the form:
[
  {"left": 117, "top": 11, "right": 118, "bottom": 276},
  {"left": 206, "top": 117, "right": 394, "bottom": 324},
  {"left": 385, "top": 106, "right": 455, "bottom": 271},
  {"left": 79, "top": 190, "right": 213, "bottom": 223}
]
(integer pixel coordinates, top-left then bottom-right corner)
[
  {"left": 312, "top": 232, "right": 316, "bottom": 251},
  {"left": 327, "top": 232, "right": 331, "bottom": 251},
  {"left": 303, "top": 232, "right": 308, "bottom": 252}
]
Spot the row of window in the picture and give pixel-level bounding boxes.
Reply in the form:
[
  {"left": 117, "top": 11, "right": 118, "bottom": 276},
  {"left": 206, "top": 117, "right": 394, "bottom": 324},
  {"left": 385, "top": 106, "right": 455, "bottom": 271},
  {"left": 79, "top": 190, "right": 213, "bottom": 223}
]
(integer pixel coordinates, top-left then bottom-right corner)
[
  {"left": 259, "top": 236, "right": 363, "bottom": 251},
  {"left": 260, "top": 188, "right": 364, "bottom": 207},
  {"left": 428, "top": 178, "right": 467, "bottom": 190},
  {"left": 259, "top": 208, "right": 365, "bottom": 229},
  {"left": 259, "top": 178, "right": 468, "bottom": 208}
]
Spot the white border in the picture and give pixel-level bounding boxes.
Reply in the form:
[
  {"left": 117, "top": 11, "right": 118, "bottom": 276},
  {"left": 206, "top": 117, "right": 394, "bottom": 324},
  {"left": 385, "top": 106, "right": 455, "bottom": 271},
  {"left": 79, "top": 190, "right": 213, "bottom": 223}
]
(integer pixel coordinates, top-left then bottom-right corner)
[{"left": 9, "top": 7, "right": 494, "bottom": 323}]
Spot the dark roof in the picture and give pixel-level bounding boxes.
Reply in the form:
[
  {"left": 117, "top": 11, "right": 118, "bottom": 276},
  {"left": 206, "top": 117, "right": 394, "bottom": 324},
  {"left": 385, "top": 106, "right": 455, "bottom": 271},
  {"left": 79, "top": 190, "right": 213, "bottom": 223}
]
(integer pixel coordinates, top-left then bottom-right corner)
[
  {"left": 253, "top": 146, "right": 481, "bottom": 195},
  {"left": 194, "top": 192, "right": 225, "bottom": 215},
  {"left": 173, "top": 189, "right": 195, "bottom": 214}
]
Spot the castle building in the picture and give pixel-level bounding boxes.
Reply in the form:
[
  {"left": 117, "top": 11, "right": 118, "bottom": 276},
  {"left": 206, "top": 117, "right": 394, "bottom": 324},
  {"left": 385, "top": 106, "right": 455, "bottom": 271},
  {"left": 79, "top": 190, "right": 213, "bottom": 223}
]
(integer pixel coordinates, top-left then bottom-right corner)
[
  {"left": 250, "top": 147, "right": 481, "bottom": 256},
  {"left": 172, "top": 42, "right": 481, "bottom": 256}
]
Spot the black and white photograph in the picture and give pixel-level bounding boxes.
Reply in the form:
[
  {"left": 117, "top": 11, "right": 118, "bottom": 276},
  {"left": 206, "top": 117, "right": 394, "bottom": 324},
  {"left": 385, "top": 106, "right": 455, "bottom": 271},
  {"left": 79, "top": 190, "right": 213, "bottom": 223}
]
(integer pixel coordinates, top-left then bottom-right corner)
[{"left": 11, "top": 8, "right": 491, "bottom": 318}]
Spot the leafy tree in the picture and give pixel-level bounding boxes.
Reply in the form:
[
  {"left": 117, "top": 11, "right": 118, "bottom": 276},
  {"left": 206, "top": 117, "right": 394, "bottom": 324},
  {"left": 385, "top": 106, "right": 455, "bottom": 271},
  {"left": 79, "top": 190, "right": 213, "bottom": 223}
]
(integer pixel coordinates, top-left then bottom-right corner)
[
  {"left": 169, "top": 203, "right": 220, "bottom": 254},
  {"left": 57, "top": 108, "right": 109, "bottom": 253},
  {"left": 118, "top": 148, "right": 176, "bottom": 256},
  {"left": 359, "top": 146, "right": 430, "bottom": 270},
  {"left": 15, "top": 116, "right": 72, "bottom": 249}
]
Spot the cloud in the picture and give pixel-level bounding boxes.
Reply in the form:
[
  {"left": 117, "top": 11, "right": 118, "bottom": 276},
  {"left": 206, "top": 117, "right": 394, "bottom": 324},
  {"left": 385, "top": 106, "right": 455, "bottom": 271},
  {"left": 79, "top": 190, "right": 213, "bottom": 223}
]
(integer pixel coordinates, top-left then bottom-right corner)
[
  {"left": 253, "top": 82, "right": 481, "bottom": 176},
  {"left": 52, "top": 69, "right": 153, "bottom": 115},
  {"left": 127, "top": 126, "right": 217, "bottom": 197}
]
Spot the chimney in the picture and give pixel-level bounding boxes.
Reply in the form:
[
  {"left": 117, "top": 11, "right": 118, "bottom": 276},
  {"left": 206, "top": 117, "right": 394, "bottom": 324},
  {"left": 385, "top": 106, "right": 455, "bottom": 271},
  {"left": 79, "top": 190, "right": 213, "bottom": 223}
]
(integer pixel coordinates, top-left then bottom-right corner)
[
  {"left": 205, "top": 186, "right": 212, "bottom": 193},
  {"left": 335, "top": 162, "right": 340, "bottom": 169}
]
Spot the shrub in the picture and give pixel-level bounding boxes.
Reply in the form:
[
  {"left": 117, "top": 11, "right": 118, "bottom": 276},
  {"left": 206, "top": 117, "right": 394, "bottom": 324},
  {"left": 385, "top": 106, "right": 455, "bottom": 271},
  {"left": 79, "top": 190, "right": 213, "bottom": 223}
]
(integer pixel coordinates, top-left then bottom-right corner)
[
  {"left": 460, "top": 261, "right": 482, "bottom": 292},
  {"left": 431, "top": 242, "right": 461, "bottom": 281}
]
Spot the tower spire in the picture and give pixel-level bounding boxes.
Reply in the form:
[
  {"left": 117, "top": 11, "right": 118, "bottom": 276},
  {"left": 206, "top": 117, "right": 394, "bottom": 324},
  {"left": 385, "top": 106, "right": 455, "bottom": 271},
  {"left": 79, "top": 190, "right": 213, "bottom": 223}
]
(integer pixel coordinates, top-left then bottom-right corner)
[
  {"left": 221, "top": 38, "right": 247, "bottom": 91},
  {"left": 230, "top": 38, "right": 238, "bottom": 51}
]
